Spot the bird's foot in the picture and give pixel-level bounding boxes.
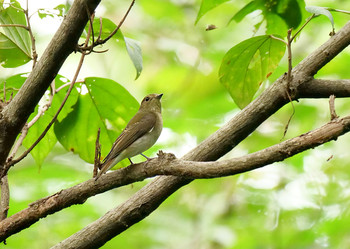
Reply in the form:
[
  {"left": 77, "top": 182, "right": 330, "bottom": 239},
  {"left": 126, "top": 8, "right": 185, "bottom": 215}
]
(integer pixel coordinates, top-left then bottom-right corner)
[{"left": 141, "top": 153, "right": 153, "bottom": 161}]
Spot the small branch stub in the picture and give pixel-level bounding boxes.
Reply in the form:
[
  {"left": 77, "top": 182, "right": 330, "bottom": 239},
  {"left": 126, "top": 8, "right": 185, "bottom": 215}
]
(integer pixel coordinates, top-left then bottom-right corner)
[{"left": 329, "top": 95, "right": 339, "bottom": 120}]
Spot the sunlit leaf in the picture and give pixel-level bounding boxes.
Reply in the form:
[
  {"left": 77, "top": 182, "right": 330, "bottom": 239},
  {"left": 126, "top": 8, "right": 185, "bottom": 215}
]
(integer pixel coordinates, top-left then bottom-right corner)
[
  {"left": 54, "top": 3, "right": 70, "bottom": 17},
  {"left": 195, "top": 0, "right": 230, "bottom": 24},
  {"left": 219, "top": 35, "right": 285, "bottom": 109},
  {"left": 37, "top": 9, "right": 56, "bottom": 19},
  {"left": 0, "top": 0, "right": 31, "bottom": 67},
  {"left": 124, "top": 37, "right": 142, "bottom": 80},
  {"left": 54, "top": 77, "right": 139, "bottom": 165},
  {"left": 306, "top": 6, "right": 334, "bottom": 30}
]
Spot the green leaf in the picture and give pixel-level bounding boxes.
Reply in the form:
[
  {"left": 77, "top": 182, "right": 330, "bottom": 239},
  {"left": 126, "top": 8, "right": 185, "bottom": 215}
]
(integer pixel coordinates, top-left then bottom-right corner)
[
  {"left": 195, "top": 0, "right": 230, "bottom": 24},
  {"left": 23, "top": 108, "right": 58, "bottom": 166},
  {"left": 54, "top": 77, "right": 139, "bottom": 165},
  {"left": 230, "top": 1, "right": 259, "bottom": 23},
  {"left": 219, "top": 35, "right": 286, "bottom": 109},
  {"left": 0, "top": 1, "right": 31, "bottom": 67},
  {"left": 230, "top": 0, "right": 303, "bottom": 35},
  {"left": 124, "top": 37, "right": 142, "bottom": 80},
  {"left": 305, "top": 6, "right": 334, "bottom": 30},
  {"left": 22, "top": 75, "right": 78, "bottom": 166},
  {"left": 37, "top": 9, "right": 55, "bottom": 19},
  {"left": 54, "top": 3, "right": 70, "bottom": 17},
  {"left": 276, "top": 0, "right": 302, "bottom": 29}
]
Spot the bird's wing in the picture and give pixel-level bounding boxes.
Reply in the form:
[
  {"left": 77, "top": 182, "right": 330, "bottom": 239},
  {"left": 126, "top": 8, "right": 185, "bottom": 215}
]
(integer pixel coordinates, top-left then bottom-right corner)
[{"left": 102, "top": 112, "right": 156, "bottom": 163}]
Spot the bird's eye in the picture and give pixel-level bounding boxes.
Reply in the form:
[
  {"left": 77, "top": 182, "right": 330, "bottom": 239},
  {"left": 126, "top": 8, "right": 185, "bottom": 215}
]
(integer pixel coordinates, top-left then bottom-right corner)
[{"left": 145, "top": 97, "right": 150, "bottom": 101}]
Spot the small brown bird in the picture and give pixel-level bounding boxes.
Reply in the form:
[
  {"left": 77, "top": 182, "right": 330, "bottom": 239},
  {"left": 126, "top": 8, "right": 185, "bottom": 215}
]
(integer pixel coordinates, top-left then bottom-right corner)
[{"left": 95, "top": 93, "right": 163, "bottom": 180}]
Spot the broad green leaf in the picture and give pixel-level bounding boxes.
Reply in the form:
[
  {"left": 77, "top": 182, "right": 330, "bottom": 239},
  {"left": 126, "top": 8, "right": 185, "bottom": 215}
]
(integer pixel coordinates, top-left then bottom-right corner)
[
  {"left": 124, "top": 37, "right": 142, "bottom": 80},
  {"left": 305, "top": 6, "right": 334, "bottom": 30},
  {"left": 21, "top": 75, "right": 78, "bottom": 166},
  {"left": 54, "top": 77, "right": 139, "bottom": 165},
  {"left": 0, "top": 1, "right": 31, "bottom": 67},
  {"left": 83, "top": 18, "right": 142, "bottom": 80},
  {"left": 276, "top": 0, "right": 303, "bottom": 29},
  {"left": 219, "top": 35, "right": 285, "bottom": 109},
  {"left": 265, "top": 11, "right": 288, "bottom": 37},
  {"left": 195, "top": 0, "right": 230, "bottom": 24},
  {"left": 23, "top": 107, "right": 58, "bottom": 166}
]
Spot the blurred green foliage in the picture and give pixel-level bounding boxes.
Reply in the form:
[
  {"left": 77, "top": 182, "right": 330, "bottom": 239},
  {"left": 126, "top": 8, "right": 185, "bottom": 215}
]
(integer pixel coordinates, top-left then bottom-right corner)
[{"left": 1, "top": 0, "right": 350, "bottom": 248}]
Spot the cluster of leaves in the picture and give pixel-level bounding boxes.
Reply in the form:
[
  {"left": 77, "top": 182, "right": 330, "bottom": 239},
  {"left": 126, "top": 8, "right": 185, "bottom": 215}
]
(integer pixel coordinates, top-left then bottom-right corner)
[
  {"left": 196, "top": 0, "right": 346, "bottom": 109},
  {"left": 0, "top": 1, "right": 143, "bottom": 167}
]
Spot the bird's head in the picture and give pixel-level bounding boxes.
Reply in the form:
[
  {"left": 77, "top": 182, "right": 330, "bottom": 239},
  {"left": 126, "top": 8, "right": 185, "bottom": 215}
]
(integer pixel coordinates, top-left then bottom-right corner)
[{"left": 139, "top": 93, "right": 163, "bottom": 113}]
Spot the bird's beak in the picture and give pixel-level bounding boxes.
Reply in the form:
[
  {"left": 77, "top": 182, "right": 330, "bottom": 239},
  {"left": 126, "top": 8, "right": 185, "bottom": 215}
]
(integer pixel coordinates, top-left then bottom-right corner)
[{"left": 156, "top": 93, "right": 163, "bottom": 99}]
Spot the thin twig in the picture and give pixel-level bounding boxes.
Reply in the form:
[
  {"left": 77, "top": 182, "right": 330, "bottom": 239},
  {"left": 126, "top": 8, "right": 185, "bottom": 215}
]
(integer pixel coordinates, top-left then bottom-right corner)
[
  {"left": 24, "top": 0, "right": 38, "bottom": 68},
  {"left": 7, "top": 79, "right": 55, "bottom": 166},
  {"left": 99, "top": 0, "right": 134, "bottom": 44},
  {"left": 282, "top": 90, "right": 295, "bottom": 139},
  {"left": 93, "top": 128, "right": 101, "bottom": 177},
  {"left": 0, "top": 24, "right": 29, "bottom": 30},
  {"left": 97, "top": 17, "right": 103, "bottom": 41},
  {"left": 2, "top": 81, "right": 5, "bottom": 102},
  {"left": 270, "top": 35, "right": 288, "bottom": 45},
  {"left": 329, "top": 95, "right": 338, "bottom": 120},
  {"left": 326, "top": 8, "right": 350, "bottom": 15},
  {"left": 7, "top": 123, "right": 29, "bottom": 163},
  {"left": 286, "top": 29, "right": 293, "bottom": 88},
  {"left": 291, "top": 14, "right": 315, "bottom": 42},
  {"left": 282, "top": 29, "right": 295, "bottom": 139},
  {"left": 78, "top": 0, "right": 135, "bottom": 52}
]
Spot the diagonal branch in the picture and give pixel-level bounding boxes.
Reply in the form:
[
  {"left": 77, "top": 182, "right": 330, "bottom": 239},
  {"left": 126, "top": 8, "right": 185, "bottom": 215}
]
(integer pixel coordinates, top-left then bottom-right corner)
[
  {"left": 52, "top": 115, "right": 350, "bottom": 248},
  {"left": 57, "top": 21, "right": 350, "bottom": 247}
]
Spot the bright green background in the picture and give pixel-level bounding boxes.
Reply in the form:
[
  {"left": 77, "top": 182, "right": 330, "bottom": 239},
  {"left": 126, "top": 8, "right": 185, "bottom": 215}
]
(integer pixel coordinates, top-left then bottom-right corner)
[{"left": 1, "top": 0, "right": 350, "bottom": 248}]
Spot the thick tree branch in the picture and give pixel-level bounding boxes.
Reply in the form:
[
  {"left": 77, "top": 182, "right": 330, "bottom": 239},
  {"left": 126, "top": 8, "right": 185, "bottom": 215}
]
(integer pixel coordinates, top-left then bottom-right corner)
[
  {"left": 0, "top": 0, "right": 101, "bottom": 168},
  {"left": 297, "top": 79, "right": 350, "bottom": 98},
  {"left": 52, "top": 115, "right": 350, "bottom": 248},
  {"left": 59, "top": 21, "right": 350, "bottom": 247}
]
